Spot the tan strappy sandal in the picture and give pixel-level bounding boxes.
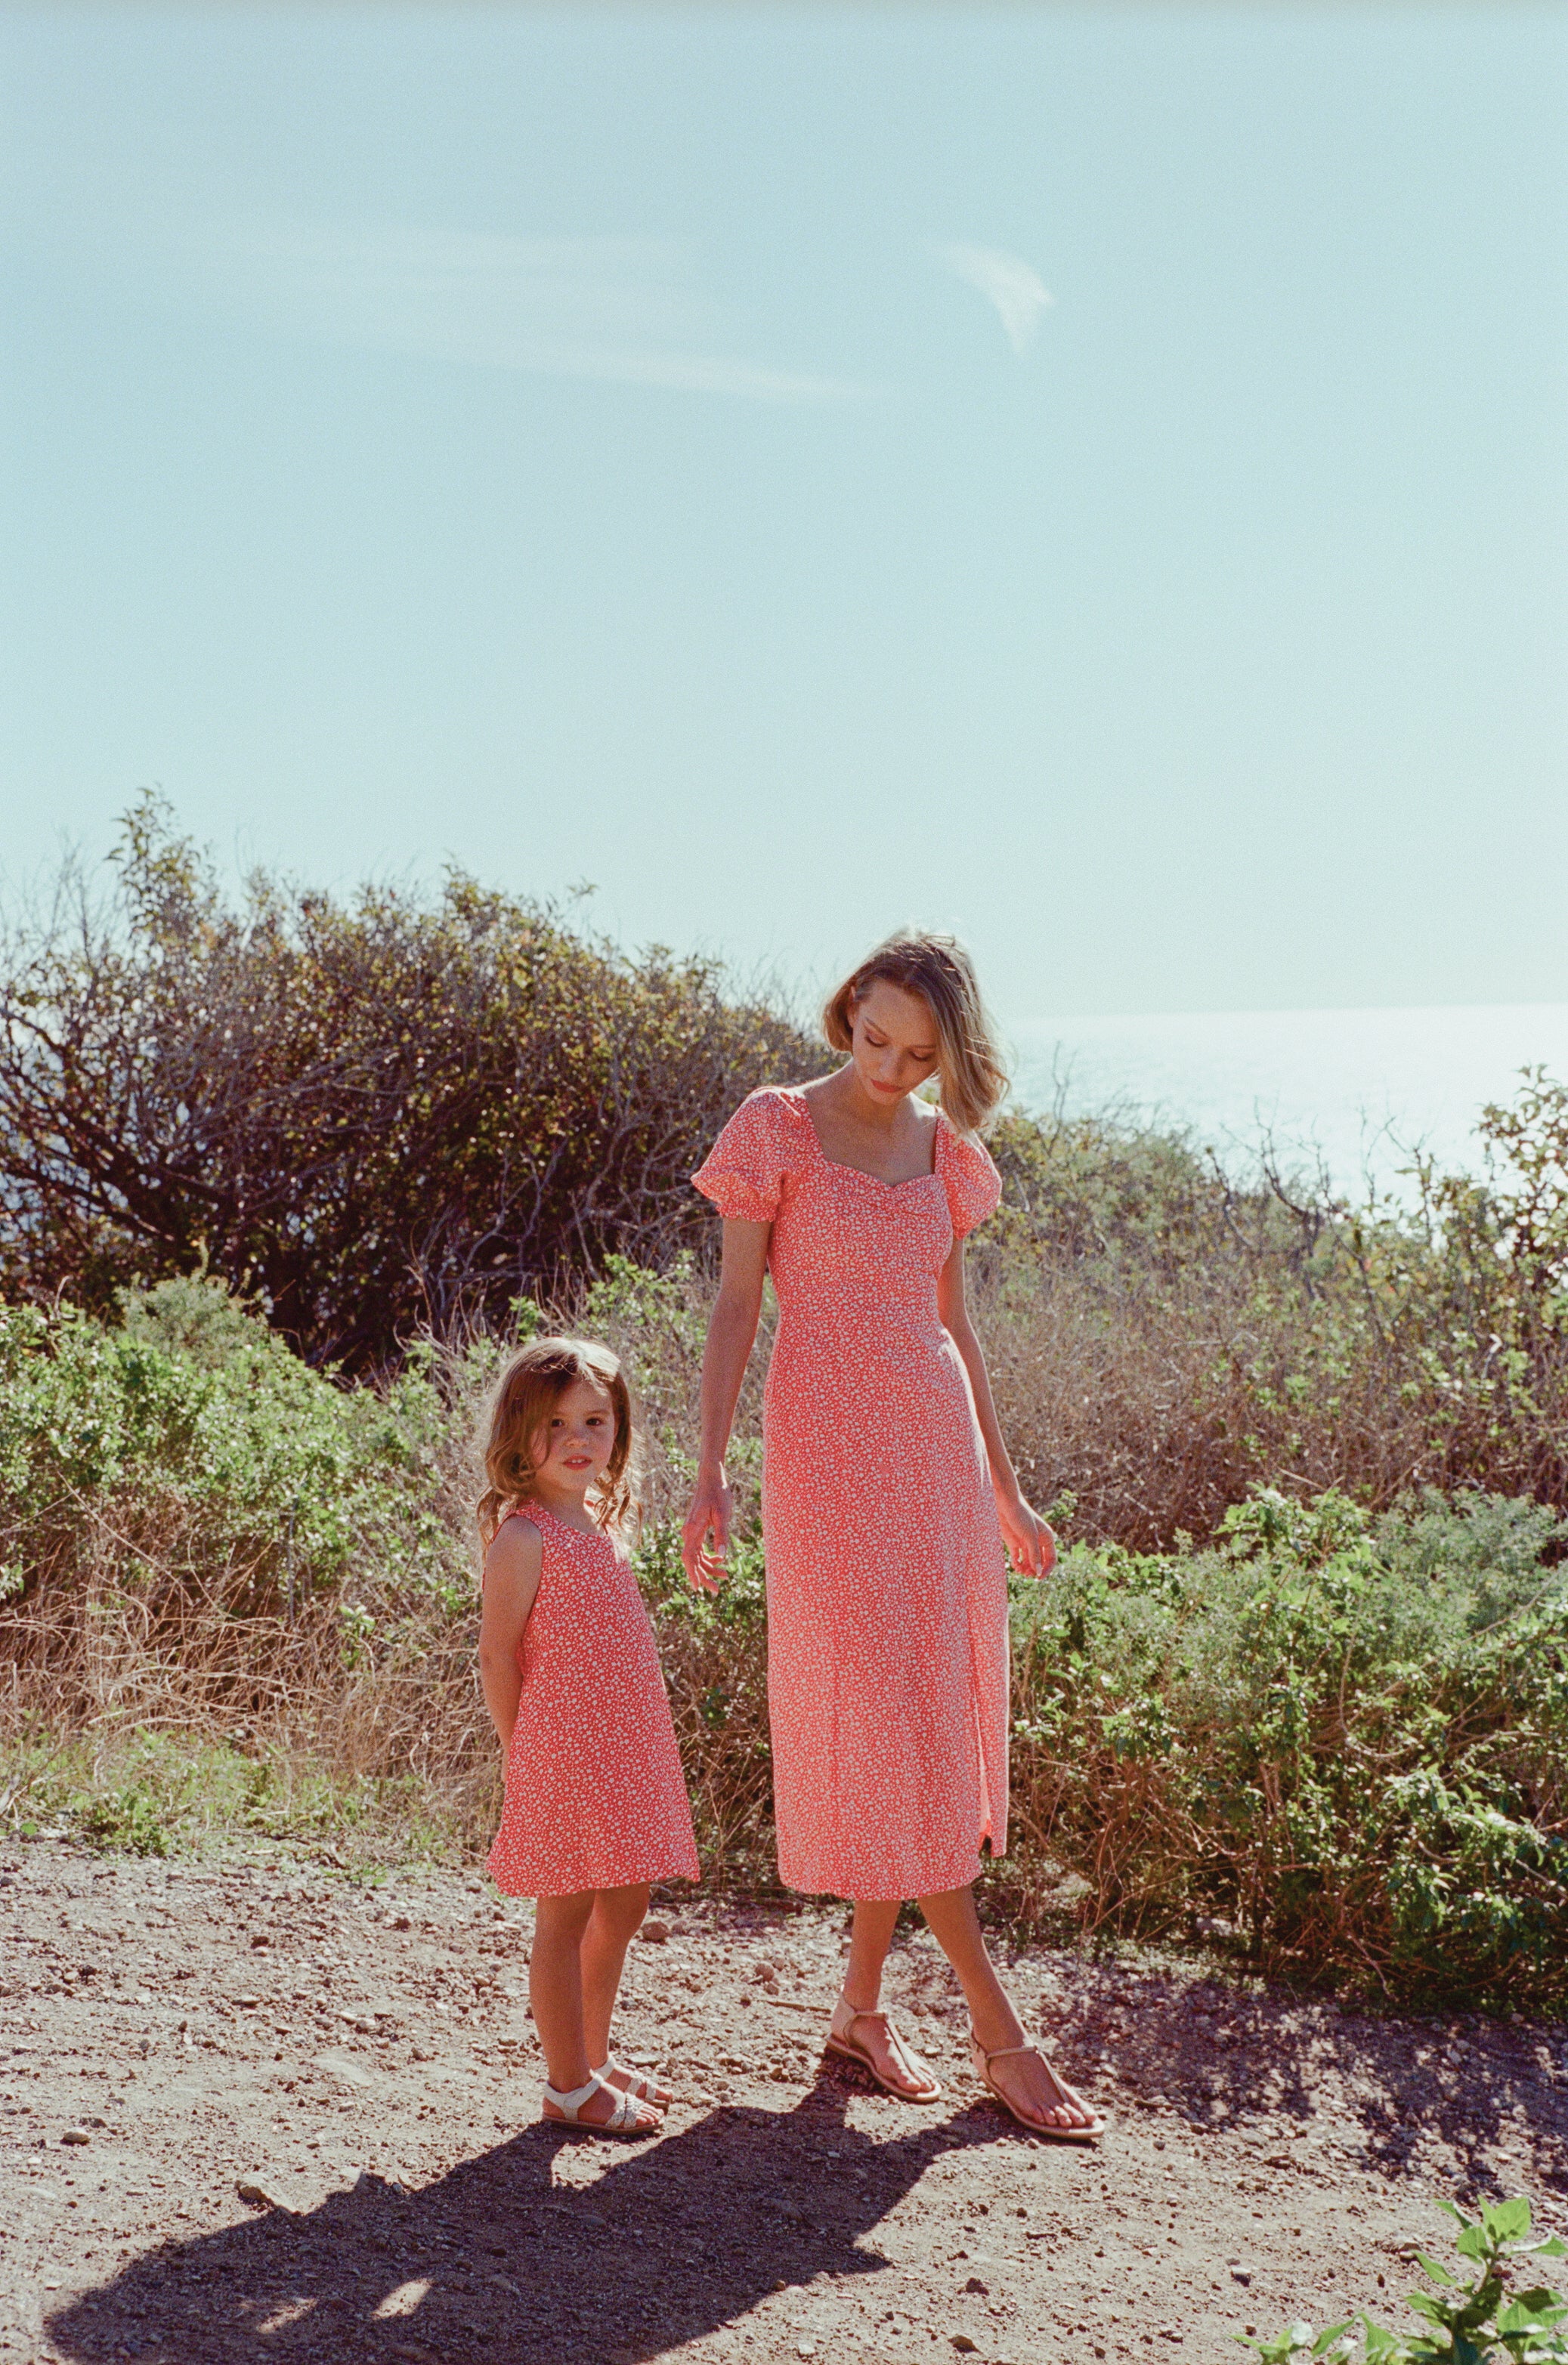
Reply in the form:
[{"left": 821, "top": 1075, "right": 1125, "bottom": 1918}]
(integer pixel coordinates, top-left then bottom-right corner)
[
  {"left": 969, "top": 2033, "right": 1105, "bottom": 2143},
  {"left": 825, "top": 1993, "right": 942, "bottom": 2102}
]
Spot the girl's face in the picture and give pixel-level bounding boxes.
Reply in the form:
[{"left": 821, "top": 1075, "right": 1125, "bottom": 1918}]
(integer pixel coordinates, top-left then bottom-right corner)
[
  {"left": 848, "top": 980, "right": 941, "bottom": 1108},
  {"left": 529, "top": 1375, "right": 618, "bottom": 1499}
]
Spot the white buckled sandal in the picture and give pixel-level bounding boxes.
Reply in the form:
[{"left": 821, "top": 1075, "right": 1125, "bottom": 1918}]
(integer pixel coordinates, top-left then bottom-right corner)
[
  {"left": 541, "top": 2069, "right": 660, "bottom": 2138},
  {"left": 602, "top": 2056, "right": 673, "bottom": 2108}
]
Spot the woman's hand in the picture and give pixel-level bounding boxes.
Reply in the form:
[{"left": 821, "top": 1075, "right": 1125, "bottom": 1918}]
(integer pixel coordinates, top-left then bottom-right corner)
[
  {"left": 996, "top": 1491, "right": 1056, "bottom": 1580},
  {"left": 682, "top": 1467, "right": 734, "bottom": 1594}
]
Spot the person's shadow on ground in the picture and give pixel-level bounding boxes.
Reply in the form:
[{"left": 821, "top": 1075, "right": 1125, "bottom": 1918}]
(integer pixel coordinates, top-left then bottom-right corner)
[
  {"left": 1059, "top": 1967, "right": 1568, "bottom": 2198},
  {"left": 48, "top": 2070, "right": 1027, "bottom": 2364}
]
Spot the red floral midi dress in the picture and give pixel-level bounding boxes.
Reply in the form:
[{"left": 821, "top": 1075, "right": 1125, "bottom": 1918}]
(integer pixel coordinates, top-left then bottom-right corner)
[
  {"left": 694, "top": 1086, "right": 1008, "bottom": 1900},
  {"left": 486, "top": 1501, "right": 698, "bottom": 1898}
]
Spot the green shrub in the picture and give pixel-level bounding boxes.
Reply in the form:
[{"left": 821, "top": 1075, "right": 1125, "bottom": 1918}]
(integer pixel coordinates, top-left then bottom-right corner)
[
  {"left": 3, "top": 1727, "right": 467, "bottom": 1863},
  {"left": 2, "top": 1270, "right": 1564, "bottom": 2009},
  {"left": 1247, "top": 2194, "right": 1568, "bottom": 2363},
  {"left": 0, "top": 794, "right": 812, "bottom": 1370},
  {"left": 1001, "top": 1488, "right": 1568, "bottom": 2005}
]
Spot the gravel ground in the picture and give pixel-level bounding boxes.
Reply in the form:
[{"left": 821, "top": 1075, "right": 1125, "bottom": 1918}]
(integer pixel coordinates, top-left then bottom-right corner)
[{"left": 3, "top": 1838, "right": 1566, "bottom": 2365}]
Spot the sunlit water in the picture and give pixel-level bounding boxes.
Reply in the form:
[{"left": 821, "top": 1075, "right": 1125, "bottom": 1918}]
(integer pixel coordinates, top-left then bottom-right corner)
[{"left": 1007, "top": 1005, "right": 1568, "bottom": 1201}]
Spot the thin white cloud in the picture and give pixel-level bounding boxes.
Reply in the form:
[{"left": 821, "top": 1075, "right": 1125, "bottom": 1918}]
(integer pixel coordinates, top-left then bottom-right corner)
[
  {"left": 932, "top": 241, "right": 1053, "bottom": 353},
  {"left": 109, "top": 217, "right": 873, "bottom": 407}
]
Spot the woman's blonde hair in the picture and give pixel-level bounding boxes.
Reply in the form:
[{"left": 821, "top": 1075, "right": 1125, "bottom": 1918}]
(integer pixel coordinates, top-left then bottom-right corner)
[
  {"left": 476, "top": 1335, "right": 638, "bottom": 1547},
  {"left": 822, "top": 932, "right": 1008, "bottom": 1136}
]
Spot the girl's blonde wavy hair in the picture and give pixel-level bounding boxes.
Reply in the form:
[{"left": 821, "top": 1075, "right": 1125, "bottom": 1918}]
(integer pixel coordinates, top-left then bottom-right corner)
[
  {"left": 476, "top": 1335, "right": 639, "bottom": 1547},
  {"left": 822, "top": 932, "right": 1009, "bottom": 1136}
]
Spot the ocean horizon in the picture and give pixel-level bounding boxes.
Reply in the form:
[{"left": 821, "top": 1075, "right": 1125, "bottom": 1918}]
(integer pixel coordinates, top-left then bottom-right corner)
[{"left": 1007, "top": 1002, "right": 1568, "bottom": 1201}]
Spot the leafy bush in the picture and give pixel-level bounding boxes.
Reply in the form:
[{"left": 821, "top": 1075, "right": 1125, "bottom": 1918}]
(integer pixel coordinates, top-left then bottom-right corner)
[
  {"left": 0, "top": 1274, "right": 474, "bottom": 1763},
  {"left": 1248, "top": 2194, "right": 1568, "bottom": 2363},
  {"left": 0, "top": 795, "right": 810, "bottom": 1370},
  {"left": 980, "top": 1078, "right": 1568, "bottom": 1547},
  {"left": 2, "top": 1271, "right": 1564, "bottom": 2010},
  {"left": 1001, "top": 1488, "right": 1568, "bottom": 2006},
  {"left": 7, "top": 799, "right": 1568, "bottom": 1540},
  {"left": 2, "top": 1727, "right": 463, "bottom": 1863}
]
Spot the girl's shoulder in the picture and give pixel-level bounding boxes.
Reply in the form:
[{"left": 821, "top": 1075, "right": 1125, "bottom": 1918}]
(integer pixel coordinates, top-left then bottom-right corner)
[
  {"left": 482, "top": 1508, "right": 544, "bottom": 1587},
  {"left": 492, "top": 1505, "right": 544, "bottom": 1541}
]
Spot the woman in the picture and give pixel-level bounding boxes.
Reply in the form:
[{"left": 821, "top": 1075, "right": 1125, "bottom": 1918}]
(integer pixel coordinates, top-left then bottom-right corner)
[{"left": 682, "top": 933, "right": 1101, "bottom": 2141}]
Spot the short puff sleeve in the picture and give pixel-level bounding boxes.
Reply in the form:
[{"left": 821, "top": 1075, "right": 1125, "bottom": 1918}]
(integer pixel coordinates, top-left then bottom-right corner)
[
  {"left": 692, "top": 1089, "right": 797, "bottom": 1223},
  {"left": 939, "top": 1122, "right": 1003, "bottom": 1240}
]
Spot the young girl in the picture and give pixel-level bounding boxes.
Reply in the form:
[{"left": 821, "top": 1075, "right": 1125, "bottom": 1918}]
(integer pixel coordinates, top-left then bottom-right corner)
[{"left": 478, "top": 1335, "right": 698, "bottom": 2138}]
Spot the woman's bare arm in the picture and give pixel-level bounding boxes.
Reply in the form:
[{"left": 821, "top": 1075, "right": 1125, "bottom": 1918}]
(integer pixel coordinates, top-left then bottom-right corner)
[
  {"left": 938, "top": 1238, "right": 1056, "bottom": 1578},
  {"left": 681, "top": 1217, "right": 771, "bottom": 1591},
  {"left": 478, "top": 1517, "right": 543, "bottom": 1749}
]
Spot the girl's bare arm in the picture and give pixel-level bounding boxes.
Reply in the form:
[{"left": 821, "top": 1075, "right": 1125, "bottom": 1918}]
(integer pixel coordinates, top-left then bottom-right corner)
[
  {"left": 681, "top": 1217, "right": 771, "bottom": 1591},
  {"left": 478, "top": 1518, "right": 543, "bottom": 1749},
  {"left": 938, "top": 1238, "right": 1056, "bottom": 1578}
]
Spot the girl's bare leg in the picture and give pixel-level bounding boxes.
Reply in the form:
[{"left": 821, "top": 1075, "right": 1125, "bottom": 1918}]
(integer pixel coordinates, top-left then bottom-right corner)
[
  {"left": 530, "top": 1890, "right": 659, "bottom": 2131},
  {"left": 581, "top": 1884, "right": 670, "bottom": 2106},
  {"left": 917, "top": 1884, "right": 1096, "bottom": 2132}
]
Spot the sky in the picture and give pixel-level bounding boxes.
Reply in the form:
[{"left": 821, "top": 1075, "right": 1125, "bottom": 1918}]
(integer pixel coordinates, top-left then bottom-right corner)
[{"left": 1, "top": 2, "right": 1564, "bottom": 1026}]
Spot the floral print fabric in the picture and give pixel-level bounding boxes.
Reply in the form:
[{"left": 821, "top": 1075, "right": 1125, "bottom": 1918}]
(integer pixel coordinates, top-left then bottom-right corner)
[
  {"left": 694, "top": 1087, "right": 1008, "bottom": 1899},
  {"left": 487, "top": 1501, "right": 698, "bottom": 1897}
]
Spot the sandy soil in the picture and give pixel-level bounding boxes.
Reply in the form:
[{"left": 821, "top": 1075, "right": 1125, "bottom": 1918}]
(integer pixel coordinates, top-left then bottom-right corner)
[{"left": 3, "top": 1838, "right": 1566, "bottom": 2365}]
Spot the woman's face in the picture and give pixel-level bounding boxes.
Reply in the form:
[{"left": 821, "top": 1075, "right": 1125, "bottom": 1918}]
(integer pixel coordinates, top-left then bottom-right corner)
[
  {"left": 847, "top": 980, "right": 941, "bottom": 1107},
  {"left": 529, "top": 1376, "right": 617, "bottom": 1492}
]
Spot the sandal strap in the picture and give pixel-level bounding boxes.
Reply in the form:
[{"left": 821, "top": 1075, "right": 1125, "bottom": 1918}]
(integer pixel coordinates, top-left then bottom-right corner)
[
  {"left": 835, "top": 1996, "right": 937, "bottom": 2088},
  {"left": 606, "top": 2057, "right": 665, "bottom": 2101},
  {"left": 833, "top": 1995, "right": 909, "bottom": 2047},
  {"left": 836, "top": 1999, "right": 903, "bottom": 2057},
  {"left": 543, "top": 2070, "right": 650, "bottom": 2130},
  {"left": 973, "top": 2036, "right": 1060, "bottom": 2079},
  {"left": 970, "top": 2035, "right": 1086, "bottom": 2114},
  {"left": 543, "top": 2072, "right": 607, "bottom": 2120},
  {"left": 602, "top": 2083, "right": 645, "bottom": 2131}
]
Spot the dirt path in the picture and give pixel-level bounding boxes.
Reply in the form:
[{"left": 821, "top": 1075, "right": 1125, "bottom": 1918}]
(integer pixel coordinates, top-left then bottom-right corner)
[{"left": 3, "top": 1838, "right": 1566, "bottom": 2365}]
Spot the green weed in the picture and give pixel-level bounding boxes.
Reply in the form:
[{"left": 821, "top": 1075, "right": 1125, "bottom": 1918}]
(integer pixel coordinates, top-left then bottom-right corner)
[{"left": 1248, "top": 2194, "right": 1568, "bottom": 2362}]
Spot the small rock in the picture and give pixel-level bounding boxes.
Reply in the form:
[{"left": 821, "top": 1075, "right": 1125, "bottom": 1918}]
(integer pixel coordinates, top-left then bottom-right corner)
[
  {"left": 315, "top": 2049, "right": 376, "bottom": 2089},
  {"left": 963, "top": 2277, "right": 989, "bottom": 2294},
  {"left": 952, "top": 2341, "right": 979, "bottom": 2357},
  {"left": 639, "top": 1920, "right": 672, "bottom": 1945},
  {"left": 60, "top": 2128, "right": 91, "bottom": 2146},
  {"left": 392, "top": 1915, "right": 412, "bottom": 1932},
  {"left": 236, "top": 2175, "right": 291, "bottom": 2210}
]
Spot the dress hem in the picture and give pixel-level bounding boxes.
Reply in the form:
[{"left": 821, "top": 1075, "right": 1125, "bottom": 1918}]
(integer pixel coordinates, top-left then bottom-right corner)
[{"left": 487, "top": 1850, "right": 700, "bottom": 1900}]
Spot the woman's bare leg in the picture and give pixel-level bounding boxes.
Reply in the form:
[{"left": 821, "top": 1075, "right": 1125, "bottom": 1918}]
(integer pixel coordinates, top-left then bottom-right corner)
[
  {"left": 843, "top": 1898, "right": 900, "bottom": 2011},
  {"left": 827, "top": 1899, "right": 940, "bottom": 2101},
  {"left": 917, "top": 1884, "right": 1097, "bottom": 2132},
  {"left": 530, "top": 1890, "right": 659, "bottom": 2132},
  {"left": 581, "top": 1884, "right": 671, "bottom": 2106}
]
